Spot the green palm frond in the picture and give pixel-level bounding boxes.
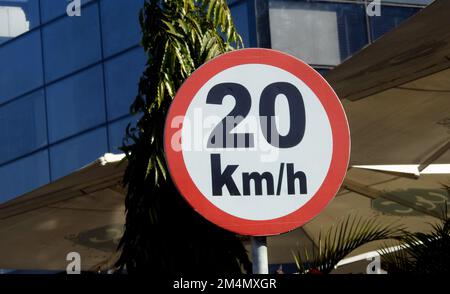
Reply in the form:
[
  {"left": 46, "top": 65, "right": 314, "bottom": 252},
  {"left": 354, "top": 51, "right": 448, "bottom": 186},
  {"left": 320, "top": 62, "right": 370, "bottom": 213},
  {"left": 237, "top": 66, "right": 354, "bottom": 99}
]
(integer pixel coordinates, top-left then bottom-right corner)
[
  {"left": 381, "top": 207, "right": 450, "bottom": 274},
  {"left": 294, "top": 214, "right": 404, "bottom": 274}
]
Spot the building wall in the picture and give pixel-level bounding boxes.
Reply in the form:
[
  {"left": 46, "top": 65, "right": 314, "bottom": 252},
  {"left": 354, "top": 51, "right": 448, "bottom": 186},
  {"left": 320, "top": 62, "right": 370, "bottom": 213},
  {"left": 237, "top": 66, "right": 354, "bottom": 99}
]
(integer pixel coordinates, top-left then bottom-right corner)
[
  {"left": 0, "top": 0, "right": 432, "bottom": 203},
  {"left": 0, "top": 0, "right": 145, "bottom": 202},
  {"left": 229, "top": 0, "right": 432, "bottom": 74}
]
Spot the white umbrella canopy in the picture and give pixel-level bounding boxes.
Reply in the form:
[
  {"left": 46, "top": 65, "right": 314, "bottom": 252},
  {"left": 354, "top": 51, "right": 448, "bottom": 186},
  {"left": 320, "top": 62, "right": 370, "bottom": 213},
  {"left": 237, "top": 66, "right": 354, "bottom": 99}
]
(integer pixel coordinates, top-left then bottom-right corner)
[
  {"left": 267, "top": 0, "right": 450, "bottom": 270},
  {"left": 0, "top": 152, "right": 315, "bottom": 272},
  {"left": 1, "top": 158, "right": 447, "bottom": 272},
  {"left": 326, "top": 0, "right": 450, "bottom": 166},
  {"left": 340, "top": 70, "right": 450, "bottom": 166},
  {"left": 262, "top": 167, "right": 450, "bottom": 271},
  {"left": 0, "top": 154, "right": 126, "bottom": 271},
  {"left": 308, "top": 167, "right": 449, "bottom": 244},
  {"left": 326, "top": 0, "right": 450, "bottom": 102}
]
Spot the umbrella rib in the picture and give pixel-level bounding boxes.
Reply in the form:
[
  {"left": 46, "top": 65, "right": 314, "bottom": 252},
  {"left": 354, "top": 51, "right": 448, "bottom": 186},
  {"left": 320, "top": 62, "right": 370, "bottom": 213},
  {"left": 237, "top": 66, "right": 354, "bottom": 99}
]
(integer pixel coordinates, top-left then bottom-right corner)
[{"left": 418, "top": 139, "right": 450, "bottom": 172}]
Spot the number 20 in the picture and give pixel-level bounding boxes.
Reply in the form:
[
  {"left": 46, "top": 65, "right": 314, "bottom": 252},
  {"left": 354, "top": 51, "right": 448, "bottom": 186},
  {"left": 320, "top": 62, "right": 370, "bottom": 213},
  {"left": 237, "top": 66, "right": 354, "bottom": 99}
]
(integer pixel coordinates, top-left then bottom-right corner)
[{"left": 207, "top": 82, "right": 306, "bottom": 149}]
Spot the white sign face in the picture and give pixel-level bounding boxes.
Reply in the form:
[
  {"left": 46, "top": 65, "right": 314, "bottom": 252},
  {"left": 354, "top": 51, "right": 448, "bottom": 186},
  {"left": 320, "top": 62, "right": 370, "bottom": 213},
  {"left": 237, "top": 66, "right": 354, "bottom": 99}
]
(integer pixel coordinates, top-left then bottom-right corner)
[
  {"left": 165, "top": 49, "right": 350, "bottom": 236},
  {"left": 181, "top": 64, "right": 333, "bottom": 220}
]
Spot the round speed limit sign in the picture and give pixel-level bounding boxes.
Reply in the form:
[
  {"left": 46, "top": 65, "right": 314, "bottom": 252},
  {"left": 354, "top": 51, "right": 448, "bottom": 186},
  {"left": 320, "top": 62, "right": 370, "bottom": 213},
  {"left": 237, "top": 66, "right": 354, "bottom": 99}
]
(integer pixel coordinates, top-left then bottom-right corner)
[{"left": 164, "top": 49, "right": 350, "bottom": 236}]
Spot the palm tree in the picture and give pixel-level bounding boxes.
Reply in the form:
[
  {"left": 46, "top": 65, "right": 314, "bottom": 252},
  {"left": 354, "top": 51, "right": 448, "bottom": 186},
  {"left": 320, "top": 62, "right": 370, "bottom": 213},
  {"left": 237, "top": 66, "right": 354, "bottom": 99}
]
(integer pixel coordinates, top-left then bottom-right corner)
[
  {"left": 293, "top": 214, "right": 404, "bottom": 274},
  {"left": 381, "top": 208, "right": 450, "bottom": 273},
  {"left": 115, "top": 0, "right": 251, "bottom": 274},
  {"left": 294, "top": 205, "right": 450, "bottom": 274}
]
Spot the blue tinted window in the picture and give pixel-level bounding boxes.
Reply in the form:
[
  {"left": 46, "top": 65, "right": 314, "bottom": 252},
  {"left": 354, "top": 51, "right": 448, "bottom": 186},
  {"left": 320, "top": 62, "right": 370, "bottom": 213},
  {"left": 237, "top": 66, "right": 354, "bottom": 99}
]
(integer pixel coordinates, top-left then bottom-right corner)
[
  {"left": 100, "top": 0, "right": 143, "bottom": 57},
  {"left": 230, "top": 1, "right": 251, "bottom": 47},
  {"left": 40, "top": 0, "right": 93, "bottom": 23},
  {"left": 0, "top": 90, "right": 47, "bottom": 165},
  {"left": 42, "top": 3, "right": 101, "bottom": 82},
  {"left": 0, "top": 30, "right": 43, "bottom": 104},
  {"left": 108, "top": 115, "right": 139, "bottom": 153},
  {"left": 0, "top": 150, "right": 50, "bottom": 203},
  {"left": 370, "top": 6, "right": 420, "bottom": 41},
  {"left": 50, "top": 127, "right": 108, "bottom": 180},
  {"left": 0, "top": 0, "right": 40, "bottom": 44},
  {"left": 46, "top": 65, "right": 106, "bottom": 143},
  {"left": 104, "top": 47, "right": 145, "bottom": 120},
  {"left": 269, "top": 0, "right": 368, "bottom": 65}
]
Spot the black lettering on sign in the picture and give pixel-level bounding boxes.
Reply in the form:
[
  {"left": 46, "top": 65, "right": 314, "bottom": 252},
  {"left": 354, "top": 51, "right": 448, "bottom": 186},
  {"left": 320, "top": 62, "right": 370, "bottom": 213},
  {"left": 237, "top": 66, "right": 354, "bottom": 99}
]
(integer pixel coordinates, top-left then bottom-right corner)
[
  {"left": 210, "top": 154, "right": 307, "bottom": 196},
  {"left": 211, "top": 154, "right": 241, "bottom": 196},
  {"left": 206, "top": 82, "right": 306, "bottom": 149},
  {"left": 260, "top": 82, "right": 306, "bottom": 148},
  {"left": 287, "top": 163, "right": 307, "bottom": 194},
  {"left": 242, "top": 172, "right": 274, "bottom": 196},
  {"left": 207, "top": 83, "right": 255, "bottom": 148}
]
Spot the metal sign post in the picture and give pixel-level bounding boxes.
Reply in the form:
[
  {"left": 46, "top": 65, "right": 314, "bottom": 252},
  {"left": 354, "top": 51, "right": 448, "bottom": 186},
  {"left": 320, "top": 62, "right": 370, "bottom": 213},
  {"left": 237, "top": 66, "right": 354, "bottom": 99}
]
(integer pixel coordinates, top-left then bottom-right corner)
[{"left": 252, "top": 236, "right": 268, "bottom": 274}]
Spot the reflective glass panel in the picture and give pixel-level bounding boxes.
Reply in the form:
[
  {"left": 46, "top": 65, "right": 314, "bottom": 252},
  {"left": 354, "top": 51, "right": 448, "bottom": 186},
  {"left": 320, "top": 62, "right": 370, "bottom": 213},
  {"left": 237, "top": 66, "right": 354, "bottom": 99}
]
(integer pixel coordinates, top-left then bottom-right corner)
[
  {"left": 370, "top": 5, "right": 420, "bottom": 41},
  {"left": 108, "top": 115, "right": 139, "bottom": 153},
  {"left": 46, "top": 65, "right": 106, "bottom": 143},
  {"left": 0, "top": 150, "right": 50, "bottom": 203},
  {"left": 0, "top": 0, "right": 40, "bottom": 44},
  {"left": 0, "top": 90, "right": 47, "bottom": 165},
  {"left": 269, "top": 0, "right": 368, "bottom": 66},
  {"left": 104, "top": 47, "right": 145, "bottom": 120},
  {"left": 40, "top": 0, "right": 93, "bottom": 23},
  {"left": 50, "top": 127, "right": 108, "bottom": 180},
  {"left": 0, "top": 29, "right": 43, "bottom": 104},
  {"left": 230, "top": 1, "right": 251, "bottom": 47},
  {"left": 100, "top": 0, "right": 143, "bottom": 57},
  {"left": 42, "top": 3, "right": 101, "bottom": 82}
]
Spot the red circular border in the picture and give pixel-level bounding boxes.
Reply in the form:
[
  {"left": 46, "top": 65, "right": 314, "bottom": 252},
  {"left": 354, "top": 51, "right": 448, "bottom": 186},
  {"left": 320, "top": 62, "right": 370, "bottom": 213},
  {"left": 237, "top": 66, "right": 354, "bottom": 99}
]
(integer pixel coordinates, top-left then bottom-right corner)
[{"left": 164, "top": 48, "right": 350, "bottom": 236}]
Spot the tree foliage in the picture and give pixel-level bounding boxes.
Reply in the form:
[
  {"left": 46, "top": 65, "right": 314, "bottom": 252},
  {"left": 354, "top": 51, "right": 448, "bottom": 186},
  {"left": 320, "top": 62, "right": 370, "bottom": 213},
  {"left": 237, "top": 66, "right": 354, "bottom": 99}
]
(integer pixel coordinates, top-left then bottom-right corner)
[
  {"left": 115, "top": 0, "right": 250, "bottom": 274},
  {"left": 294, "top": 208, "right": 450, "bottom": 274},
  {"left": 293, "top": 214, "right": 404, "bottom": 274},
  {"left": 381, "top": 211, "right": 450, "bottom": 273}
]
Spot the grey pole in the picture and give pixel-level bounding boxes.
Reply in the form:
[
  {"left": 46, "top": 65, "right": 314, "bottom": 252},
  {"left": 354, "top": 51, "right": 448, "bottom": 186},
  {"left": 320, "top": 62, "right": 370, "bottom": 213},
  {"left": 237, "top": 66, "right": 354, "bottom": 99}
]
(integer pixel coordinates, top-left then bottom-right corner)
[{"left": 252, "top": 236, "right": 268, "bottom": 274}]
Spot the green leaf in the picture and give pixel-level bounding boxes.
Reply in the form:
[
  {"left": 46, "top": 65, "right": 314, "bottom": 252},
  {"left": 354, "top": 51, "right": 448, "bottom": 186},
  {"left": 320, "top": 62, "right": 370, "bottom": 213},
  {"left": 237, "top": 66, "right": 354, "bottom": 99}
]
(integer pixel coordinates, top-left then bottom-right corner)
[
  {"left": 156, "top": 154, "right": 167, "bottom": 180},
  {"left": 293, "top": 214, "right": 404, "bottom": 273},
  {"left": 162, "top": 20, "right": 184, "bottom": 38}
]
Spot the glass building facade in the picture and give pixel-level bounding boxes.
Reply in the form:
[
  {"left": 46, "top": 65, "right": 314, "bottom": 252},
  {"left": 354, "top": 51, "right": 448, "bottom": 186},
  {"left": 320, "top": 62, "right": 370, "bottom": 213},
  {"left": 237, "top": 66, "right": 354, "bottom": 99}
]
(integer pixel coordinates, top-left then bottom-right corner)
[
  {"left": 228, "top": 0, "right": 432, "bottom": 73},
  {"left": 0, "top": 0, "right": 433, "bottom": 203},
  {"left": 0, "top": 0, "right": 144, "bottom": 202}
]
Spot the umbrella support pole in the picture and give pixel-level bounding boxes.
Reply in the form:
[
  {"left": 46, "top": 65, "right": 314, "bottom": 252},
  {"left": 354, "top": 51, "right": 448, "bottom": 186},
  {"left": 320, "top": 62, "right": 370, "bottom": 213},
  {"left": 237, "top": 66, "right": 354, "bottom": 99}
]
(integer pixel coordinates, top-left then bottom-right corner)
[{"left": 252, "top": 236, "right": 268, "bottom": 274}]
